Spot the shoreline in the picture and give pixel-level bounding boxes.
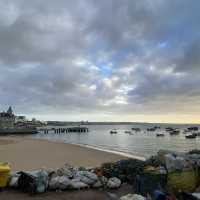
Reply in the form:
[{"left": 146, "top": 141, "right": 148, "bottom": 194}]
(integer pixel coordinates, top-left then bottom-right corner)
[
  {"left": 66, "top": 143, "right": 146, "bottom": 161},
  {"left": 32, "top": 136, "right": 146, "bottom": 161},
  {"left": 0, "top": 136, "right": 129, "bottom": 171}
]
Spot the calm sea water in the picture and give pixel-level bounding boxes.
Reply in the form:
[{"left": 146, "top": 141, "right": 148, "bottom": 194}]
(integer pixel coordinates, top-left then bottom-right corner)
[{"left": 33, "top": 124, "right": 200, "bottom": 159}]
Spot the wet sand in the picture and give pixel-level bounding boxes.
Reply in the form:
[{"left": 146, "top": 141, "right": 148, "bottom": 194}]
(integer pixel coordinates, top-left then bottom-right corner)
[{"left": 0, "top": 136, "right": 126, "bottom": 171}]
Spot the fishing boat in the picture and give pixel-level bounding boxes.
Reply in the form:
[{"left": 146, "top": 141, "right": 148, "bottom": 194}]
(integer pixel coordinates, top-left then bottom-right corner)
[
  {"left": 165, "top": 127, "right": 174, "bottom": 132},
  {"left": 196, "top": 132, "right": 200, "bottom": 136},
  {"left": 124, "top": 131, "right": 132, "bottom": 134},
  {"left": 147, "top": 128, "right": 156, "bottom": 132},
  {"left": 185, "top": 134, "right": 197, "bottom": 139},
  {"left": 169, "top": 130, "right": 180, "bottom": 136},
  {"left": 132, "top": 128, "right": 141, "bottom": 132},
  {"left": 156, "top": 133, "right": 165, "bottom": 137},
  {"left": 110, "top": 129, "right": 117, "bottom": 134}
]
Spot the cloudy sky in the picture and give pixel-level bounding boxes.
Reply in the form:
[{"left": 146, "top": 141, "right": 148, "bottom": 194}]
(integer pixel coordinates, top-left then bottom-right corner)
[{"left": 0, "top": 0, "right": 200, "bottom": 123}]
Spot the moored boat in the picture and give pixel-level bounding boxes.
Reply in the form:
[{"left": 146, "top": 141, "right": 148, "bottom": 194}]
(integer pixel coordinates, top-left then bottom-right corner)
[
  {"left": 185, "top": 134, "right": 197, "bottom": 139},
  {"left": 156, "top": 133, "right": 165, "bottom": 137},
  {"left": 110, "top": 129, "right": 117, "bottom": 134},
  {"left": 132, "top": 128, "right": 141, "bottom": 132},
  {"left": 124, "top": 131, "right": 132, "bottom": 134},
  {"left": 169, "top": 130, "right": 180, "bottom": 136}
]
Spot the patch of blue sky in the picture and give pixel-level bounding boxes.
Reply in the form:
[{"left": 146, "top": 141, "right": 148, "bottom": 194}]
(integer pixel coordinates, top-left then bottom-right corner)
[
  {"left": 96, "top": 63, "right": 113, "bottom": 77},
  {"left": 158, "top": 41, "right": 168, "bottom": 48}
]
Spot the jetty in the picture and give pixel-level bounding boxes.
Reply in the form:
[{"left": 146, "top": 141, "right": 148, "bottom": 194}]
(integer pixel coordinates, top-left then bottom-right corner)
[{"left": 41, "top": 127, "right": 89, "bottom": 134}]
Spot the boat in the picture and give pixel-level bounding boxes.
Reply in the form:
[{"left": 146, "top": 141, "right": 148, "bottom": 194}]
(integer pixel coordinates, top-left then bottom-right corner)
[
  {"left": 187, "top": 127, "right": 199, "bottom": 131},
  {"left": 124, "top": 131, "right": 132, "bottom": 134},
  {"left": 169, "top": 130, "right": 180, "bottom": 136},
  {"left": 196, "top": 132, "right": 200, "bottom": 136},
  {"left": 165, "top": 127, "right": 174, "bottom": 132},
  {"left": 147, "top": 128, "right": 156, "bottom": 132},
  {"left": 110, "top": 129, "right": 117, "bottom": 134},
  {"left": 156, "top": 133, "right": 165, "bottom": 137},
  {"left": 132, "top": 128, "right": 141, "bottom": 132},
  {"left": 185, "top": 134, "right": 197, "bottom": 139}
]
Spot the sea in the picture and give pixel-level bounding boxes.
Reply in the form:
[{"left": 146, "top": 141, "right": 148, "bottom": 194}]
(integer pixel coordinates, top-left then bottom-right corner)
[{"left": 33, "top": 123, "right": 200, "bottom": 160}]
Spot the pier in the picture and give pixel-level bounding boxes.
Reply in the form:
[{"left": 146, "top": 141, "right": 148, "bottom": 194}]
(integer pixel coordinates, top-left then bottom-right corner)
[{"left": 40, "top": 127, "right": 89, "bottom": 134}]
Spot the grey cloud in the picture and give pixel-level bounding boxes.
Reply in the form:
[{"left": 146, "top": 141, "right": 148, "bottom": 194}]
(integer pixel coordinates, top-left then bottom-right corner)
[{"left": 0, "top": 0, "right": 199, "bottom": 119}]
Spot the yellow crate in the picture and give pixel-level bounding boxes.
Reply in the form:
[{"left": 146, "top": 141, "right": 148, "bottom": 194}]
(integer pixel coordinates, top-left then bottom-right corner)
[{"left": 0, "top": 163, "right": 10, "bottom": 188}]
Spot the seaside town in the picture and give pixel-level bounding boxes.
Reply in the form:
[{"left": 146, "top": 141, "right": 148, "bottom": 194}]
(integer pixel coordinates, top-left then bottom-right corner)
[
  {"left": 0, "top": 106, "right": 45, "bottom": 132},
  {"left": 0, "top": 106, "right": 200, "bottom": 200},
  {"left": 0, "top": 0, "right": 200, "bottom": 200}
]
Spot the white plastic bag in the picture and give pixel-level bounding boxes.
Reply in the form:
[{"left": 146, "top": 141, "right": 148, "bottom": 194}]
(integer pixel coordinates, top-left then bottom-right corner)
[
  {"left": 70, "top": 179, "right": 89, "bottom": 189},
  {"left": 120, "top": 194, "right": 146, "bottom": 200},
  {"left": 107, "top": 177, "right": 121, "bottom": 189},
  {"left": 58, "top": 176, "right": 70, "bottom": 190}
]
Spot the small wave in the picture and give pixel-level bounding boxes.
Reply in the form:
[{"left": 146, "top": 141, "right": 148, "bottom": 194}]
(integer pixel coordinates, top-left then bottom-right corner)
[{"left": 66, "top": 142, "right": 146, "bottom": 161}]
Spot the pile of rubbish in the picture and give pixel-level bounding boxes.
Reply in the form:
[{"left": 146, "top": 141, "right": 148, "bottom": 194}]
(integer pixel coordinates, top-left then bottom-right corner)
[
  {"left": 1, "top": 149, "right": 200, "bottom": 199},
  {"left": 7, "top": 164, "right": 123, "bottom": 193}
]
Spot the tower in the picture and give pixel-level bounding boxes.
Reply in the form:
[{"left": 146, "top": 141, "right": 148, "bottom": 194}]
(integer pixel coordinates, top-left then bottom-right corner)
[{"left": 7, "top": 106, "right": 13, "bottom": 115}]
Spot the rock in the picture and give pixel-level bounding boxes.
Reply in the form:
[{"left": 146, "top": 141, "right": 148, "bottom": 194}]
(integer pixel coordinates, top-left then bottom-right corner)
[
  {"left": 107, "top": 177, "right": 121, "bottom": 189},
  {"left": 120, "top": 194, "right": 146, "bottom": 200}
]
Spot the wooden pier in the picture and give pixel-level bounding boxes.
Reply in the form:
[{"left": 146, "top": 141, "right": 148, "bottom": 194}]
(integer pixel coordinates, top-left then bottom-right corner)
[{"left": 40, "top": 127, "right": 89, "bottom": 134}]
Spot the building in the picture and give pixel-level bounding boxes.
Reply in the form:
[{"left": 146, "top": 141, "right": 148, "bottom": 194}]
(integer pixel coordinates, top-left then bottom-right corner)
[
  {"left": 0, "top": 106, "right": 45, "bottom": 129},
  {"left": 0, "top": 106, "right": 15, "bottom": 129},
  {"left": 15, "top": 116, "right": 27, "bottom": 123}
]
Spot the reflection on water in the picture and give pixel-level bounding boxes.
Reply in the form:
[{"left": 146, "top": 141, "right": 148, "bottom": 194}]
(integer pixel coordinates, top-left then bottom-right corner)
[{"left": 33, "top": 124, "right": 200, "bottom": 159}]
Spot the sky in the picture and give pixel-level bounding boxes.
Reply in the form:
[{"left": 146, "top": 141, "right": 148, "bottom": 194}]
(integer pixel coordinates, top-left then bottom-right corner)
[{"left": 0, "top": 0, "right": 200, "bottom": 123}]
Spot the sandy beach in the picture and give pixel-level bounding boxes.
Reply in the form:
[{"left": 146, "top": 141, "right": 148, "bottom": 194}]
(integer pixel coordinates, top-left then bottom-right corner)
[{"left": 0, "top": 136, "right": 126, "bottom": 171}]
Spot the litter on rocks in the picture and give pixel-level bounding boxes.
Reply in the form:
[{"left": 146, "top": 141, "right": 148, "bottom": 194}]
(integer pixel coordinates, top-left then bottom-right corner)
[
  {"left": 1, "top": 148, "right": 200, "bottom": 199},
  {"left": 120, "top": 194, "right": 146, "bottom": 200},
  {"left": 107, "top": 177, "right": 121, "bottom": 189}
]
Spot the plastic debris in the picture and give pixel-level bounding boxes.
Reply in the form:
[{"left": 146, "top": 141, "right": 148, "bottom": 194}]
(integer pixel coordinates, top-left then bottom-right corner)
[
  {"left": 75, "top": 171, "right": 98, "bottom": 185},
  {"left": 69, "top": 178, "right": 89, "bottom": 189},
  {"left": 120, "top": 194, "right": 146, "bottom": 200},
  {"left": 92, "top": 180, "right": 102, "bottom": 188},
  {"left": 9, "top": 172, "right": 20, "bottom": 188},
  {"left": 107, "top": 177, "right": 121, "bottom": 189}
]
